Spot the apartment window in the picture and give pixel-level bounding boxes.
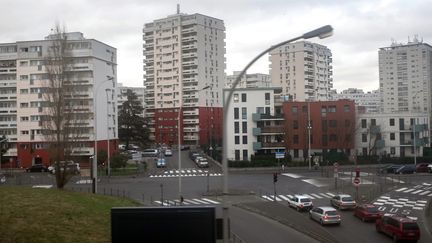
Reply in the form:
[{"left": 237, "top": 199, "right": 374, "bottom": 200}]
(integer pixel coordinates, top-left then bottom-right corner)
[
  {"left": 20, "top": 75, "right": 28, "bottom": 80},
  {"left": 293, "top": 120, "right": 298, "bottom": 129},
  {"left": 233, "top": 94, "right": 239, "bottom": 103},
  {"left": 345, "top": 120, "right": 351, "bottom": 127},
  {"left": 329, "top": 120, "right": 337, "bottom": 128},
  {"left": 389, "top": 118, "right": 395, "bottom": 126},
  {"left": 265, "top": 107, "right": 270, "bottom": 114},
  {"left": 322, "top": 135, "right": 328, "bottom": 146},
  {"left": 265, "top": 93, "right": 270, "bottom": 105},
  {"left": 294, "top": 149, "right": 299, "bottom": 158},
  {"left": 235, "top": 150, "right": 240, "bottom": 161},
  {"left": 256, "top": 107, "right": 264, "bottom": 114},
  {"left": 328, "top": 106, "right": 336, "bottom": 113},
  {"left": 234, "top": 108, "right": 239, "bottom": 119},
  {"left": 293, "top": 135, "right": 299, "bottom": 144},
  {"left": 362, "top": 133, "right": 367, "bottom": 142},
  {"left": 322, "top": 120, "right": 328, "bottom": 132},
  {"left": 21, "top": 130, "right": 29, "bottom": 135},
  {"left": 330, "top": 134, "right": 337, "bottom": 141},
  {"left": 241, "top": 93, "right": 247, "bottom": 102},
  {"left": 242, "top": 136, "right": 248, "bottom": 144},
  {"left": 371, "top": 119, "right": 376, "bottom": 126},
  {"left": 242, "top": 107, "right": 247, "bottom": 119},
  {"left": 242, "top": 122, "right": 247, "bottom": 133},
  {"left": 361, "top": 119, "right": 367, "bottom": 128},
  {"left": 362, "top": 148, "right": 368, "bottom": 155},
  {"left": 235, "top": 136, "right": 240, "bottom": 144},
  {"left": 292, "top": 106, "right": 298, "bottom": 114},
  {"left": 20, "top": 117, "right": 29, "bottom": 122},
  {"left": 20, "top": 89, "right": 28, "bottom": 94},
  {"left": 321, "top": 107, "right": 327, "bottom": 117},
  {"left": 20, "top": 103, "right": 29, "bottom": 108},
  {"left": 344, "top": 105, "right": 350, "bottom": 112},
  {"left": 243, "top": 150, "right": 248, "bottom": 161},
  {"left": 390, "top": 147, "right": 395, "bottom": 155},
  {"left": 390, "top": 133, "right": 395, "bottom": 140},
  {"left": 234, "top": 122, "right": 239, "bottom": 133}
]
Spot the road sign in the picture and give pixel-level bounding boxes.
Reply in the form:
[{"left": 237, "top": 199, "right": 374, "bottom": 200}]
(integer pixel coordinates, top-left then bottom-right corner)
[
  {"left": 354, "top": 177, "right": 360, "bottom": 186},
  {"left": 275, "top": 152, "right": 285, "bottom": 159}
]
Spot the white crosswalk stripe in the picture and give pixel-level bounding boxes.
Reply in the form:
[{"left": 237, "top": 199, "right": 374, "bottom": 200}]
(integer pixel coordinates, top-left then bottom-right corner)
[
  {"left": 202, "top": 198, "right": 220, "bottom": 204},
  {"left": 320, "top": 193, "right": 331, "bottom": 198},
  {"left": 192, "top": 199, "right": 211, "bottom": 204},
  {"left": 404, "top": 189, "right": 415, "bottom": 193},
  {"left": 262, "top": 195, "right": 274, "bottom": 201},
  {"left": 412, "top": 190, "right": 423, "bottom": 194},
  {"left": 326, "top": 192, "right": 335, "bottom": 197},
  {"left": 261, "top": 192, "right": 337, "bottom": 202},
  {"left": 281, "top": 173, "right": 303, "bottom": 178},
  {"left": 184, "top": 199, "right": 200, "bottom": 205},
  {"left": 278, "top": 195, "right": 290, "bottom": 201},
  {"left": 311, "top": 193, "right": 323, "bottom": 199},
  {"left": 396, "top": 187, "right": 408, "bottom": 192},
  {"left": 419, "top": 191, "right": 430, "bottom": 196}
]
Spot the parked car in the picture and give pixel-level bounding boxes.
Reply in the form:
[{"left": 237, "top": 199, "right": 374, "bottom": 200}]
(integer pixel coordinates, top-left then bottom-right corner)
[
  {"left": 395, "top": 164, "right": 416, "bottom": 174},
  {"left": 48, "top": 161, "right": 80, "bottom": 175},
  {"left": 428, "top": 164, "right": 432, "bottom": 173},
  {"left": 287, "top": 195, "right": 313, "bottom": 211},
  {"left": 330, "top": 194, "right": 356, "bottom": 210},
  {"left": 189, "top": 151, "right": 200, "bottom": 160},
  {"left": 196, "top": 158, "right": 209, "bottom": 168},
  {"left": 164, "top": 149, "right": 173, "bottom": 157},
  {"left": 376, "top": 214, "right": 420, "bottom": 242},
  {"left": 309, "top": 206, "right": 341, "bottom": 225},
  {"left": 379, "top": 164, "right": 403, "bottom": 174},
  {"left": 26, "top": 164, "right": 49, "bottom": 172},
  {"left": 142, "top": 149, "right": 159, "bottom": 157},
  {"left": 415, "top": 163, "right": 430, "bottom": 173},
  {"left": 0, "top": 173, "right": 6, "bottom": 184},
  {"left": 354, "top": 204, "right": 383, "bottom": 222},
  {"left": 156, "top": 158, "right": 166, "bottom": 168},
  {"left": 180, "top": 145, "right": 190, "bottom": 150}
]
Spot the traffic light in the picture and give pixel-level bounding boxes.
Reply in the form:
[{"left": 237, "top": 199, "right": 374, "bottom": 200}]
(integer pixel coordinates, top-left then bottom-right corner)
[{"left": 273, "top": 173, "right": 278, "bottom": 183}]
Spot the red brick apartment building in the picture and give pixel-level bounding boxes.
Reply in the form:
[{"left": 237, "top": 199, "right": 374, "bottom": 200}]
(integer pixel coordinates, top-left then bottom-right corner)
[{"left": 283, "top": 100, "right": 356, "bottom": 160}]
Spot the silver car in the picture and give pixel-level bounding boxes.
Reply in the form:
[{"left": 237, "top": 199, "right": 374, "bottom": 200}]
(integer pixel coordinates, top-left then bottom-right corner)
[
  {"left": 330, "top": 194, "right": 356, "bottom": 210},
  {"left": 309, "top": 206, "right": 341, "bottom": 225},
  {"left": 0, "top": 173, "right": 6, "bottom": 184}
]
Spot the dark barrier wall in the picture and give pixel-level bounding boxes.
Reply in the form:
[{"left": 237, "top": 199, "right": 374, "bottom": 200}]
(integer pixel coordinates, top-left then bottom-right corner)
[{"left": 111, "top": 206, "right": 216, "bottom": 243}]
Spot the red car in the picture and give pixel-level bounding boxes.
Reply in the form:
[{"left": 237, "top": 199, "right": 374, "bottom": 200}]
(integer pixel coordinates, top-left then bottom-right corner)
[
  {"left": 376, "top": 214, "right": 420, "bottom": 242},
  {"left": 354, "top": 204, "right": 383, "bottom": 222},
  {"left": 416, "top": 163, "right": 430, "bottom": 173}
]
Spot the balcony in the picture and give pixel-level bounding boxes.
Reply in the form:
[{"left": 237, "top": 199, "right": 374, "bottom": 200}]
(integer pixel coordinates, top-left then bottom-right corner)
[
  {"left": 252, "top": 113, "right": 284, "bottom": 121},
  {"left": 261, "top": 142, "right": 285, "bottom": 148},
  {"left": 261, "top": 126, "right": 284, "bottom": 134},
  {"left": 252, "top": 128, "right": 261, "bottom": 136},
  {"left": 253, "top": 142, "right": 262, "bottom": 150}
]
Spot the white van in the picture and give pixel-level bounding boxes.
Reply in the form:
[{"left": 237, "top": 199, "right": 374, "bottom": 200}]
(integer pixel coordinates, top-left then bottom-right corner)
[{"left": 142, "top": 149, "right": 159, "bottom": 157}]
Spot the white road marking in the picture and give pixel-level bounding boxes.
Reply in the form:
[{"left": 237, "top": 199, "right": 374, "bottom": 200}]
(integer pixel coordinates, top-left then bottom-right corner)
[
  {"left": 412, "top": 190, "right": 423, "bottom": 194},
  {"left": 320, "top": 193, "right": 331, "bottom": 198},
  {"left": 32, "top": 185, "right": 53, "bottom": 189},
  {"left": 303, "top": 194, "right": 314, "bottom": 199},
  {"left": 281, "top": 173, "right": 303, "bottom": 178},
  {"left": 184, "top": 199, "right": 200, "bottom": 205},
  {"left": 373, "top": 202, "right": 384, "bottom": 206},
  {"left": 396, "top": 187, "right": 408, "bottom": 192},
  {"left": 192, "top": 199, "right": 210, "bottom": 204},
  {"left": 417, "top": 200, "right": 427, "bottom": 204},
  {"left": 201, "top": 198, "right": 220, "bottom": 204},
  {"left": 278, "top": 195, "right": 290, "bottom": 201},
  {"left": 412, "top": 207, "right": 424, "bottom": 210},
  {"left": 262, "top": 195, "right": 274, "bottom": 201},
  {"left": 419, "top": 191, "right": 431, "bottom": 195},
  {"left": 423, "top": 183, "right": 432, "bottom": 186},
  {"left": 404, "top": 189, "right": 415, "bottom": 193},
  {"left": 380, "top": 196, "right": 391, "bottom": 199},
  {"left": 301, "top": 179, "right": 327, "bottom": 187},
  {"left": 311, "top": 193, "right": 323, "bottom": 199},
  {"left": 326, "top": 192, "right": 335, "bottom": 197}
]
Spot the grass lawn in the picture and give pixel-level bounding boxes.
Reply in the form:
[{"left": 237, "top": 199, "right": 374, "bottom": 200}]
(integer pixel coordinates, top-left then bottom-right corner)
[{"left": 0, "top": 186, "right": 141, "bottom": 243}]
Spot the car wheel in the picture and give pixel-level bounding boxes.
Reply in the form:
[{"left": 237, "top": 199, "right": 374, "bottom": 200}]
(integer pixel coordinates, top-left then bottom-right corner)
[
  {"left": 392, "top": 234, "right": 398, "bottom": 243},
  {"left": 41, "top": 169, "right": 45, "bottom": 172},
  {"left": 361, "top": 217, "right": 366, "bottom": 222},
  {"left": 320, "top": 219, "right": 324, "bottom": 226}
]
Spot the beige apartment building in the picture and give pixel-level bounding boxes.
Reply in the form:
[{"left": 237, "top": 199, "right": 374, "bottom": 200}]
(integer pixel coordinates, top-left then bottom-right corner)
[{"left": 269, "top": 41, "right": 333, "bottom": 101}]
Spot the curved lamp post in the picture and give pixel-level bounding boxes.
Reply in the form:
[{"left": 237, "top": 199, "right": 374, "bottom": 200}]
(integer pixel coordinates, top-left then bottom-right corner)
[
  {"left": 221, "top": 25, "right": 333, "bottom": 242},
  {"left": 92, "top": 76, "right": 114, "bottom": 194}
]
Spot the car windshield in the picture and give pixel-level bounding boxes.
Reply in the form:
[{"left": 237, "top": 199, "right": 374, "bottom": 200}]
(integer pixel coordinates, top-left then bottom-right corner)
[
  {"left": 403, "top": 222, "right": 419, "bottom": 230},
  {"left": 300, "top": 198, "right": 311, "bottom": 203},
  {"left": 342, "top": 197, "right": 353, "bottom": 202},
  {"left": 325, "top": 211, "right": 338, "bottom": 216},
  {"left": 366, "top": 207, "right": 379, "bottom": 213}
]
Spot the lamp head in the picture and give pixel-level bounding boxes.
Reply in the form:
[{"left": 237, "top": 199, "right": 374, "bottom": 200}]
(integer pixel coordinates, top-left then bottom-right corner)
[{"left": 302, "top": 25, "right": 333, "bottom": 40}]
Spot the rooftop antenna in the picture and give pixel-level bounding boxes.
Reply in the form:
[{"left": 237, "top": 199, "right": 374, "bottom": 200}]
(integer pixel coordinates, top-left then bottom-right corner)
[{"left": 177, "top": 4, "right": 180, "bottom": 14}]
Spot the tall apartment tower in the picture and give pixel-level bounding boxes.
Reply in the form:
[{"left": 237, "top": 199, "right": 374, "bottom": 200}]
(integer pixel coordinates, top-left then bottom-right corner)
[
  {"left": 143, "top": 10, "right": 225, "bottom": 147},
  {"left": 379, "top": 37, "right": 432, "bottom": 114},
  {"left": 0, "top": 32, "right": 117, "bottom": 168},
  {"left": 226, "top": 71, "right": 271, "bottom": 88},
  {"left": 269, "top": 41, "right": 333, "bottom": 101}
]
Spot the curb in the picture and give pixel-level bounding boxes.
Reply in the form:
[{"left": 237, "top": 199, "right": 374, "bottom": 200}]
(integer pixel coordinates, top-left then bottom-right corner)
[
  {"left": 234, "top": 203, "right": 339, "bottom": 243},
  {"left": 423, "top": 198, "right": 432, "bottom": 239}
]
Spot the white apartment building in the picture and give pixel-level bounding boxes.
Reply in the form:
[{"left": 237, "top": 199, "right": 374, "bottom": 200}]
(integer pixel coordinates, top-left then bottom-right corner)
[
  {"left": 355, "top": 113, "right": 429, "bottom": 158},
  {"left": 334, "top": 88, "right": 380, "bottom": 113},
  {"left": 379, "top": 37, "right": 432, "bottom": 114},
  {"left": 269, "top": 41, "right": 333, "bottom": 101},
  {"left": 143, "top": 9, "right": 225, "bottom": 145},
  {"left": 225, "top": 87, "right": 283, "bottom": 161},
  {"left": 226, "top": 71, "right": 271, "bottom": 88},
  {"left": 117, "top": 83, "right": 145, "bottom": 117},
  {"left": 0, "top": 32, "right": 117, "bottom": 168}
]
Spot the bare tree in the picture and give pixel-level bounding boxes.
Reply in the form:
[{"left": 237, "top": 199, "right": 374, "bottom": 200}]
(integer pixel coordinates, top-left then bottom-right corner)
[{"left": 42, "top": 24, "right": 85, "bottom": 189}]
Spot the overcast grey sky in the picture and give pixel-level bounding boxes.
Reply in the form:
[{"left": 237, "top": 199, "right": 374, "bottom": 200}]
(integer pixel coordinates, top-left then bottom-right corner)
[{"left": 1, "top": 0, "right": 431, "bottom": 92}]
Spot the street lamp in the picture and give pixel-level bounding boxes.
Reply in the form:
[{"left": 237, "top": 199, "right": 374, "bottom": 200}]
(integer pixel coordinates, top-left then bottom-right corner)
[
  {"left": 307, "top": 102, "right": 312, "bottom": 170},
  {"left": 222, "top": 25, "right": 333, "bottom": 242},
  {"left": 92, "top": 76, "right": 114, "bottom": 194},
  {"left": 178, "top": 85, "right": 210, "bottom": 202}
]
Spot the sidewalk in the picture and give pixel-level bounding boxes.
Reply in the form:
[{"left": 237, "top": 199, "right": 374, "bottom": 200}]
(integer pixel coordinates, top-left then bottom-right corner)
[{"left": 234, "top": 201, "right": 339, "bottom": 243}]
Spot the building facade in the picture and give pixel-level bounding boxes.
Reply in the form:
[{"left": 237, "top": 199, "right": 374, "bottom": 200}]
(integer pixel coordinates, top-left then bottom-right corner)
[
  {"left": 226, "top": 71, "right": 271, "bottom": 88},
  {"left": 333, "top": 88, "right": 380, "bottom": 113},
  {"left": 269, "top": 41, "right": 333, "bottom": 101},
  {"left": 283, "top": 100, "right": 356, "bottom": 161},
  {"left": 355, "top": 113, "right": 429, "bottom": 158},
  {"left": 143, "top": 10, "right": 225, "bottom": 146},
  {"left": 224, "top": 87, "right": 283, "bottom": 161},
  {"left": 379, "top": 38, "right": 432, "bottom": 114},
  {"left": 0, "top": 32, "right": 118, "bottom": 168}
]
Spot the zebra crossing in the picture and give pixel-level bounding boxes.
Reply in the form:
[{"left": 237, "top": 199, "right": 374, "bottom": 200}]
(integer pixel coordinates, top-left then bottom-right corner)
[
  {"left": 372, "top": 196, "right": 427, "bottom": 210},
  {"left": 261, "top": 192, "right": 336, "bottom": 202},
  {"left": 154, "top": 197, "right": 221, "bottom": 206},
  {"left": 149, "top": 168, "right": 222, "bottom": 178},
  {"left": 394, "top": 183, "right": 432, "bottom": 197}
]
